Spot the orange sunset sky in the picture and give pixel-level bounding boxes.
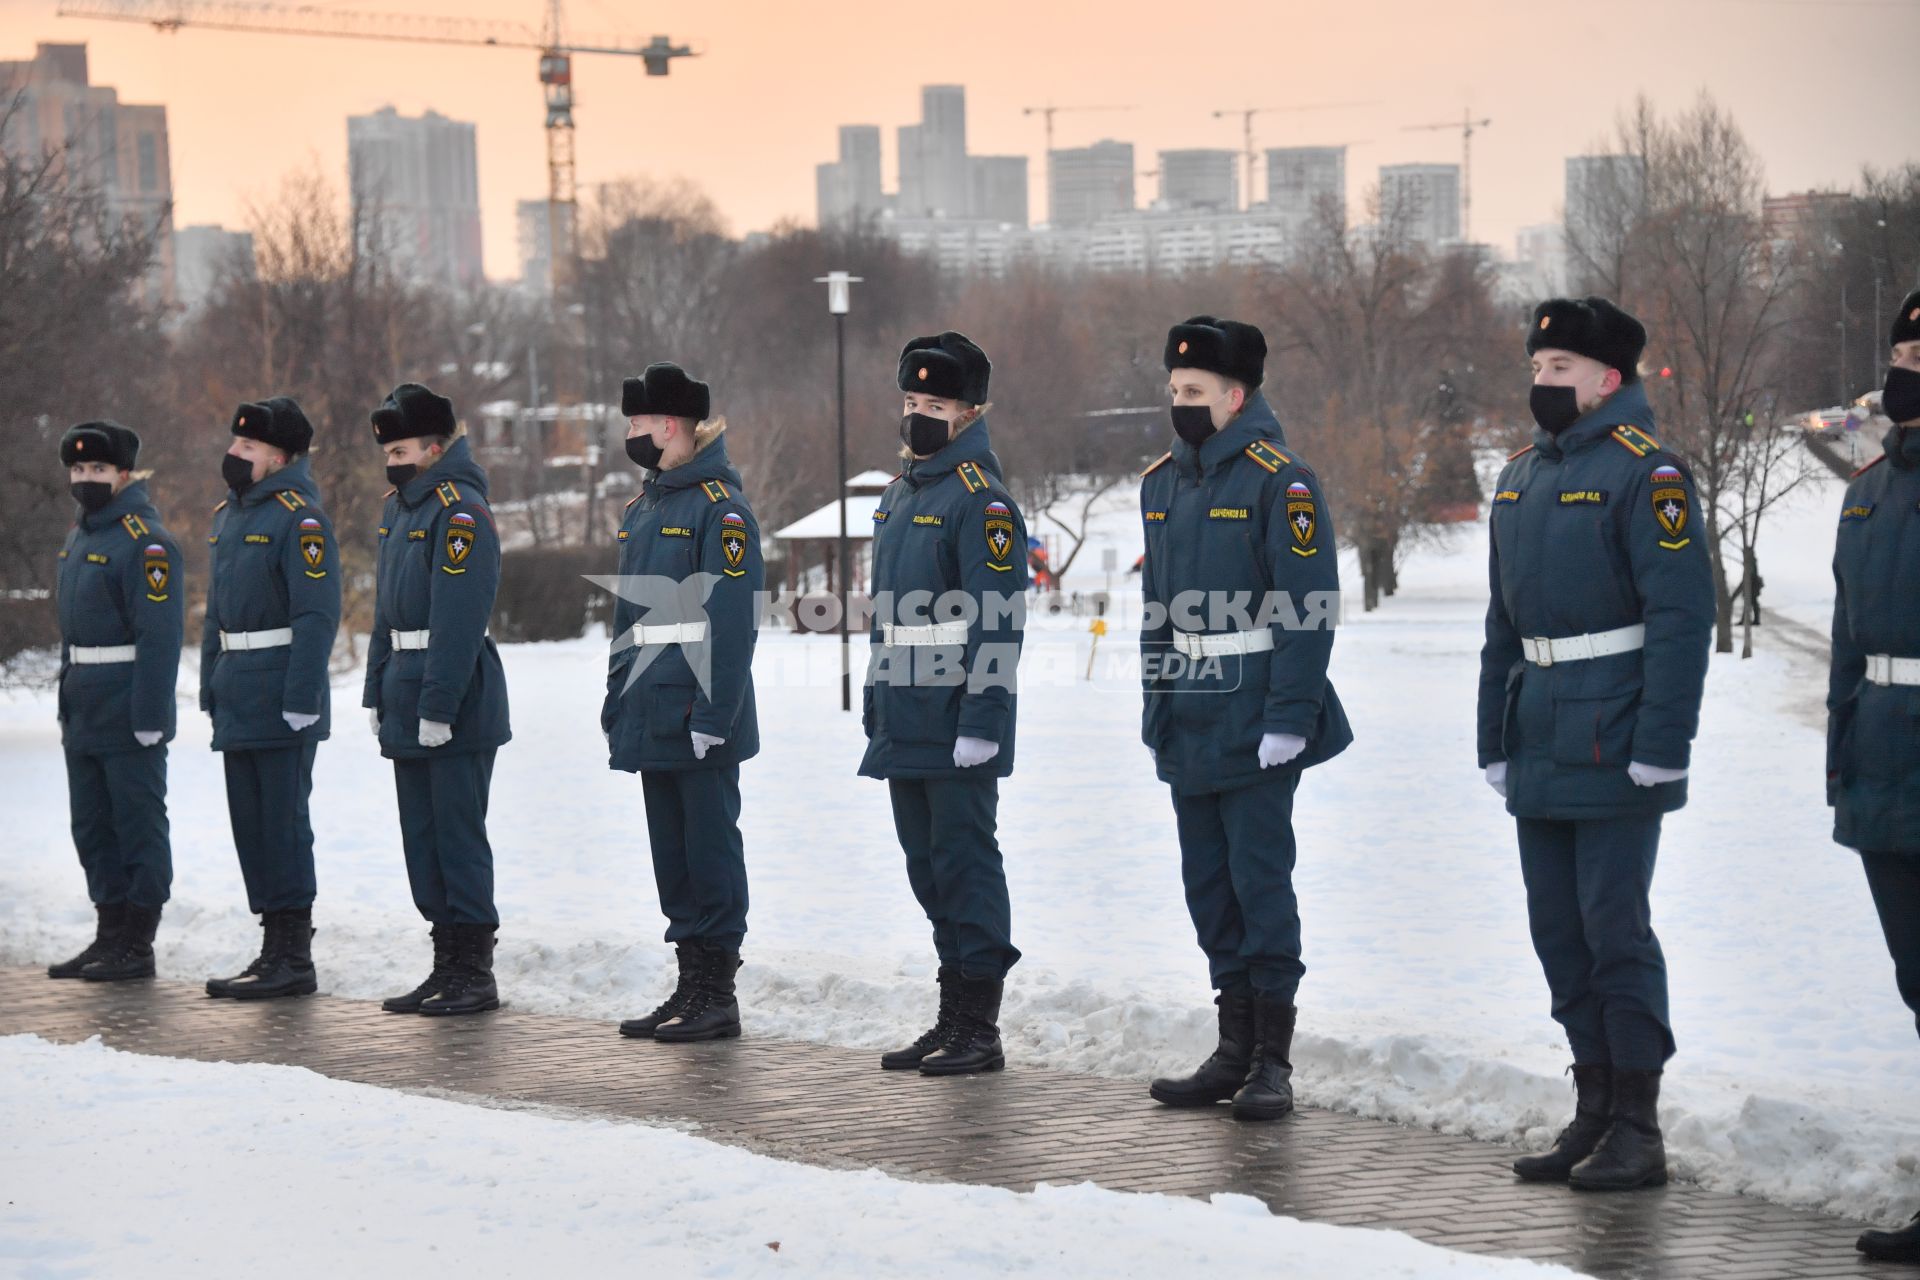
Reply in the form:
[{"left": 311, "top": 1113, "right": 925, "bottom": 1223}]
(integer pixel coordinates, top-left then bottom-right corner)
[{"left": 5, "top": 0, "right": 1917, "bottom": 280}]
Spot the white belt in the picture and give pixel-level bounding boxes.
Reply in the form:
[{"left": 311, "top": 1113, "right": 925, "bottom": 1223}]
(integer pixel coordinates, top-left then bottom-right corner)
[
  {"left": 1521, "top": 624, "right": 1645, "bottom": 668},
  {"left": 1865, "top": 654, "right": 1920, "bottom": 687},
  {"left": 882, "top": 622, "right": 969, "bottom": 647},
  {"left": 631, "top": 621, "right": 709, "bottom": 645},
  {"left": 1172, "top": 629, "right": 1275, "bottom": 659},
  {"left": 219, "top": 627, "right": 292, "bottom": 652},
  {"left": 70, "top": 644, "right": 136, "bottom": 664},
  {"left": 390, "top": 629, "right": 432, "bottom": 651}
]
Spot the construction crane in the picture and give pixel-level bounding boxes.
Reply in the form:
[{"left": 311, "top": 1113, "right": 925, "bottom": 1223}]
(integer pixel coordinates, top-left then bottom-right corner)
[
  {"left": 1021, "top": 103, "right": 1134, "bottom": 223},
  {"left": 1403, "top": 109, "right": 1492, "bottom": 243},
  {"left": 1211, "top": 100, "right": 1377, "bottom": 211},
  {"left": 57, "top": 0, "right": 695, "bottom": 276}
]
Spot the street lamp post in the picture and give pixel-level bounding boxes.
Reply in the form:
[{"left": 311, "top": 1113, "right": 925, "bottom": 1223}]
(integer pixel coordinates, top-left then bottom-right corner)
[{"left": 815, "top": 270, "right": 863, "bottom": 711}]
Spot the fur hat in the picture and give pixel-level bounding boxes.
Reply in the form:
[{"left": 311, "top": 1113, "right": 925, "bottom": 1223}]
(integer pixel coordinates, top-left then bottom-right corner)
[
  {"left": 1526, "top": 296, "right": 1647, "bottom": 384},
  {"left": 59, "top": 420, "right": 140, "bottom": 470},
  {"left": 1890, "top": 289, "right": 1920, "bottom": 349},
  {"left": 621, "top": 362, "right": 711, "bottom": 421},
  {"left": 897, "top": 332, "right": 991, "bottom": 404},
  {"left": 231, "top": 396, "right": 314, "bottom": 456},
  {"left": 370, "top": 383, "right": 456, "bottom": 445},
  {"left": 1164, "top": 316, "right": 1267, "bottom": 388}
]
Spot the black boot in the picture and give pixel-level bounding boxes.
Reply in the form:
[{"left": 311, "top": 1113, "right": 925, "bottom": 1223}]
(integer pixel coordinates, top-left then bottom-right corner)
[
  {"left": 1513, "top": 1064, "right": 1613, "bottom": 1181},
  {"left": 619, "top": 942, "right": 697, "bottom": 1038},
  {"left": 80, "top": 904, "right": 160, "bottom": 981},
  {"left": 206, "top": 908, "right": 318, "bottom": 999},
  {"left": 48, "top": 904, "right": 123, "bottom": 979},
  {"left": 418, "top": 923, "right": 500, "bottom": 1016},
  {"left": 1230, "top": 994, "right": 1296, "bottom": 1121},
  {"left": 1150, "top": 986, "right": 1255, "bottom": 1106},
  {"left": 1569, "top": 1067, "right": 1668, "bottom": 1190},
  {"left": 382, "top": 925, "right": 454, "bottom": 1013},
  {"left": 654, "top": 943, "right": 742, "bottom": 1043},
  {"left": 881, "top": 966, "right": 959, "bottom": 1070},
  {"left": 1858, "top": 1209, "right": 1920, "bottom": 1263},
  {"left": 919, "top": 975, "right": 1005, "bottom": 1076}
]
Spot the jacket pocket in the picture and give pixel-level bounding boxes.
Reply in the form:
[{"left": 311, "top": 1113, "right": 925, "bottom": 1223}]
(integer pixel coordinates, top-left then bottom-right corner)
[
  {"left": 880, "top": 682, "right": 960, "bottom": 745},
  {"left": 648, "top": 682, "right": 695, "bottom": 738}
]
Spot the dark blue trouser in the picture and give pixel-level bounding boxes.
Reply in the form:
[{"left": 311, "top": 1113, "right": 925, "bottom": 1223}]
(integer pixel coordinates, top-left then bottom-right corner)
[
  {"left": 1516, "top": 814, "right": 1673, "bottom": 1070},
  {"left": 222, "top": 743, "right": 319, "bottom": 913},
  {"left": 1171, "top": 771, "right": 1303, "bottom": 1000},
  {"left": 640, "top": 765, "right": 748, "bottom": 951},
  {"left": 1862, "top": 851, "right": 1920, "bottom": 1039},
  {"left": 64, "top": 745, "right": 171, "bottom": 908},
  {"left": 888, "top": 776, "right": 1019, "bottom": 980},
  {"left": 392, "top": 749, "right": 498, "bottom": 927}
]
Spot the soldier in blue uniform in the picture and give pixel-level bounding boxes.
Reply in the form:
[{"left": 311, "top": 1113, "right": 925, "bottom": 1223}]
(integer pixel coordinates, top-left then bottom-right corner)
[
  {"left": 201, "top": 398, "right": 343, "bottom": 999},
  {"left": 1833, "top": 291, "right": 1920, "bottom": 1265},
  {"left": 48, "top": 420, "right": 184, "bottom": 982},
  {"left": 363, "top": 383, "right": 512, "bottom": 1016},
  {"left": 605, "top": 364, "right": 764, "bottom": 1044},
  {"left": 861, "top": 332, "right": 1028, "bottom": 1076},
  {"left": 1139, "top": 317, "right": 1351, "bottom": 1122},
  {"left": 1479, "top": 297, "right": 1713, "bottom": 1191}
]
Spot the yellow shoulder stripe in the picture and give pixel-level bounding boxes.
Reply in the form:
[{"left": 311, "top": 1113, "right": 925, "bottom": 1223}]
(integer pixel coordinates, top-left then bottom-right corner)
[
  {"left": 274, "top": 490, "right": 305, "bottom": 512},
  {"left": 120, "top": 513, "right": 149, "bottom": 539},
  {"left": 212, "top": 499, "right": 228, "bottom": 513},
  {"left": 1141, "top": 451, "right": 1171, "bottom": 477},
  {"left": 701, "top": 480, "right": 731, "bottom": 502},
  {"left": 435, "top": 481, "right": 462, "bottom": 507},
  {"left": 1244, "top": 440, "right": 1291, "bottom": 473},
  {"left": 956, "top": 461, "right": 989, "bottom": 493},
  {"left": 1610, "top": 425, "right": 1660, "bottom": 457}
]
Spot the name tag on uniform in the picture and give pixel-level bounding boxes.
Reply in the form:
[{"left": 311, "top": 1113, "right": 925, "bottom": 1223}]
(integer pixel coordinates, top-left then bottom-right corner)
[
  {"left": 659, "top": 526, "right": 693, "bottom": 538},
  {"left": 85, "top": 552, "right": 109, "bottom": 564},
  {"left": 912, "top": 514, "right": 943, "bottom": 527},
  {"left": 1558, "top": 490, "right": 1608, "bottom": 506},
  {"left": 1144, "top": 510, "right": 1166, "bottom": 522},
  {"left": 408, "top": 529, "right": 428, "bottom": 540},
  {"left": 1841, "top": 504, "right": 1875, "bottom": 522},
  {"left": 1492, "top": 490, "right": 1522, "bottom": 505},
  {"left": 244, "top": 533, "right": 272, "bottom": 544},
  {"left": 1208, "top": 507, "right": 1249, "bottom": 520}
]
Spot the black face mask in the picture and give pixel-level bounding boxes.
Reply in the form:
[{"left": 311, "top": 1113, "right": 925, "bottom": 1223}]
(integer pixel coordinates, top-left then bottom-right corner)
[
  {"left": 1883, "top": 366, "right": 1920, "bottom": 427},
  {"left": 70, "top": 480, "right": 114, "bottom": 513},
  {"left": 900, "top": 412, "right": 951, "bottom": 457},
  {"left": 625, "top": 434, "right": 664, "bottom": 470},
  {"left": 1529, "top": 383, "right": 1584, "bottom": 435},
  {"left": 221, "top": 452, "right": 258, "bottom": 495},
  {"left": 1170, "top": 405, "right": 1217, "bottom": 447},
  {"left": 385, "top": 463, "right": 417, "bottom": 488}
]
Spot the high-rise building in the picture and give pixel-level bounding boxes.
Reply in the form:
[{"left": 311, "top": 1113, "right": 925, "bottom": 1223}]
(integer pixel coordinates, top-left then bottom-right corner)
[
  {"left": 968, "top": 155, "right": 1029, "bottom": 227},
  {"left": 918, "top": 84, "right": 969, "bottom": 218},
  {"left": 1762, "top": 190, "right": 1850, "bottom": 243},
  {"left": 1266, "top": 145, "right": 1346, "bottom": 231},
  {"left": 1050, "top": 140, "right": 1135, "bottom": 226},
  {"left": 1509, "top": 223, "right": 1566, "bottom": 301},
  {"left": 515, "top": 198, "right": 576, "bottom": 296},
  {"left": 1157, "top": 149, "right": 1238, "bottom": 212},
  {"left": 348, "top": 106, "right": 484, "bottom": 291},
  {"left": 0, "top": 43, "right": 175, "bottom": 302},
  {"left": 1379, "top": 162, "right": 1461, "bottom": 248},
  {"left": 816, "top": 124, "right": 884, "bottom": 228},
  {"left": 172, "top": 224, "right": 255, "bottom": 310},
  {"left": 1563, "top": 153, "right": 1645, "bottom": 261}
]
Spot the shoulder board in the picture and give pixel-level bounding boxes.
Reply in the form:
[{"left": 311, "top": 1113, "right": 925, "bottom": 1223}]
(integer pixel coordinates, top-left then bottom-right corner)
[
  {"left": 382, "top": 487, "right": 397, "bottom": 499},
  {"left": 120, "top": 513, "right": 150, "bottom": 540},
  {"left": 273, "top": 490, "right": 307, "bottom": 512},
  {"left": 955, "top": 460, "right": 991, "bottom": 494},
  {"left": 1141, "top": 451, "right": 1172, "bottom": 477},
  {"left": 624, "top": 492, "right": 642, "bottom": 511},
  {"left": 1610, "top": 425, "right": 1661, "bottom": 457},
  {"left": 212, "top": 499, "right": 228, "bottom": 513},
  {"left": 700, "top": 480, "right": 731, "bottom": 503},
  {"left": 1244, "top": 440, "right": 1292, "bottom": 473},
  {"left": 1852, "top": 454, "right": 1887, "bottom": 479},
  {"left": 434, "top": 480, "right": 462, "bottom": 508},
  {"left": 1507, "top": 444, "right": 1534, "bottom": 461}
]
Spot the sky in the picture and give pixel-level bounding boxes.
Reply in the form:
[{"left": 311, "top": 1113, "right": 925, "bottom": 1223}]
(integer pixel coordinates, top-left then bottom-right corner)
[{"left": 5, "top": 0, "right": 1917, "bottom": 281}]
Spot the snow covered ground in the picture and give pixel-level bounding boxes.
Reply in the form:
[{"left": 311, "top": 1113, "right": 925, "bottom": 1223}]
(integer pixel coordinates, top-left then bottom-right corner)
[
  {"left": 0, "top": 1035, "right": 1585, "bottom": 1279},
  {"left": 4, "top": 458, "right": 1914, "bottom": 1225}
]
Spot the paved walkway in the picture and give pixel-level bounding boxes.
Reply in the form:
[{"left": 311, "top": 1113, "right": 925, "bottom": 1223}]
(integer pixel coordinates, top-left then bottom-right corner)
[{"left": 0, "top": 967, "right": 1885, "bottom": 1279}]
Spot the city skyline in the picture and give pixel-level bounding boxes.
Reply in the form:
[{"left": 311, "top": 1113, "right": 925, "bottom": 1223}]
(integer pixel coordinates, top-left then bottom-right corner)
[{"left": 2, "top": 0, "right": 1914, "bottom": 280}]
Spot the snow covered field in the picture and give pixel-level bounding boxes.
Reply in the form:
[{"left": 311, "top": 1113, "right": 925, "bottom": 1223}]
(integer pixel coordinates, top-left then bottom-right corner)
[
  {"left": 0, "top": 1035, "right": 1583, "bottom": 1279},
  {"left": 4, "top": 460, "right": 1913, "bottom": 1225}
]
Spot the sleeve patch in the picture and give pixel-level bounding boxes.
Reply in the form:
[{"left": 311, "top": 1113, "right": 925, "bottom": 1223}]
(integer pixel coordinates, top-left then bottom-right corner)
[
  {"left": 1285, "top": 481, "right": 1316, "bottom": 548},
  {"left": 142, "top": 544, "right": 170, "bottom": 598}
]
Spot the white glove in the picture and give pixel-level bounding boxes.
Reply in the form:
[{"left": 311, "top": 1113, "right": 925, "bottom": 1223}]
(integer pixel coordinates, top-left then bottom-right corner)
[
  {"left": 690, "top": 731, "right": 725, "bottom": 760},
  {"left": 1258, "top": 732, "right": 1307, "bottom": 769},
  {"left": 283, "top": 711, "right": 320, "bottom": 733},
  {"left": 418, "top": 719, "right": 453, "bottom": 749},
  {"left": 1485, "top": 761, "right": 1508, "bottom": 797},
  {"left": 368, "top": 708, "right": 381, "bottom": 736},
  {"left": 953, "top": 736, "right": 1000, "bottom": 768},
  {"left": 1628, "top": 761, "right": 1687, "bottom": 787},
  {"left": 133, "top": 730, "right": 163, "bottom": 748}
]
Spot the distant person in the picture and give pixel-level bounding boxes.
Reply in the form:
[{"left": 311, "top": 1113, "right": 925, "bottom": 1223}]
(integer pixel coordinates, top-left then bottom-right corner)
[
  {"left": 1830, "top": 289, "right": 1920, "bottom": 1265},
  {"left": 47, "top": 421, "right": 183, "bottom": 982},
  {"left": 1479, "top": 297, "right": 1712, "bottom": 1191},
  {"left": 861, "top": 332, "right": 1028, "bottom": 1076},
  {"left": 605, "top": 364, "right": 763, "bottom": 1044},
  {"left": 200, "top": 398, "right": 342, "bottom": 1000},
  {"left": 1139, "top": 316, "right": 1351, "bottom": 1122},
  {"left": 364, "top": 384, "right": 511, "bottom": 1016}
]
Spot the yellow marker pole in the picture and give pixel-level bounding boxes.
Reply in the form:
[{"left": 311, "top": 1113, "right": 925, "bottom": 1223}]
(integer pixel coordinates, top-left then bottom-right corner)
[{"left": 1086, "top": 617, "right": 1108, "bottom": 681}]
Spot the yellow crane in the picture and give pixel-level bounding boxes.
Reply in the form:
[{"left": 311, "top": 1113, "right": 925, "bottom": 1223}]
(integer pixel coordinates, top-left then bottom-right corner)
[
  {"left": 57, "top": 0, "right": 695, "bottom": 274},
  {"left": 1211, "top": 100, "right": 1377, "bottom": 211},
  {"left": 1404, "top": 109, "right": 1492, "bottom": 243}
]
